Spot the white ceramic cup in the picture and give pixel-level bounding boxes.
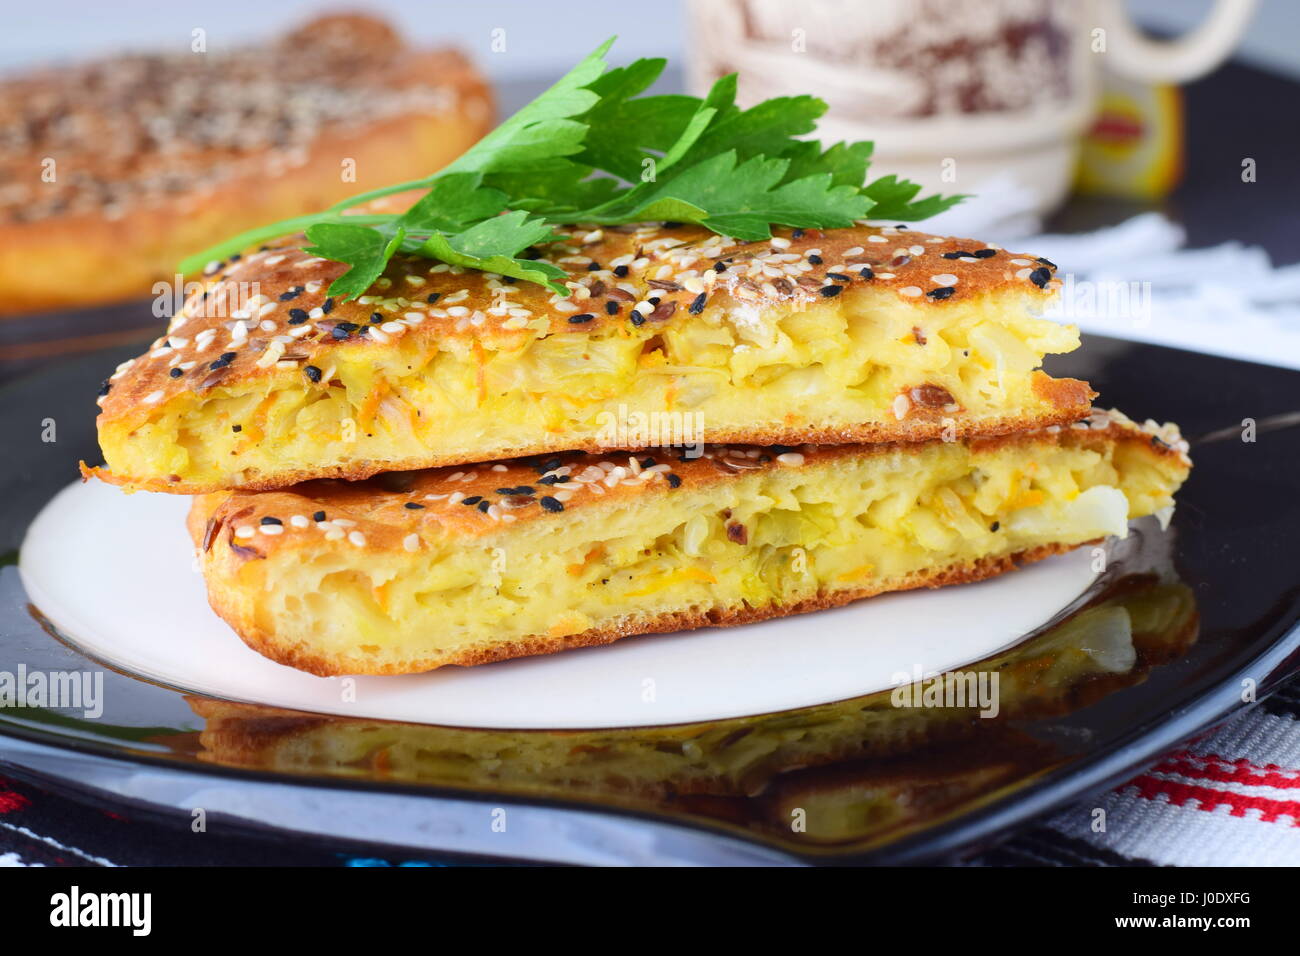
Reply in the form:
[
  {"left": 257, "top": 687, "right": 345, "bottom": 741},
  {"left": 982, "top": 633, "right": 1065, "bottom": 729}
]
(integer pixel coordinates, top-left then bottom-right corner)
[{"left": 686, "top": 0, "right": 1257, "bottom": 219}]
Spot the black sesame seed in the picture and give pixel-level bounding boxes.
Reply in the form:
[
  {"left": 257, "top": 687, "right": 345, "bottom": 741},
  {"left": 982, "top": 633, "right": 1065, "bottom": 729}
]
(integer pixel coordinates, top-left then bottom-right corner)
[
  {"left": 663, "top": 221, "right": 683, "bottom": 229},
  {"left": 1036, "top": 257, "right": 1057, "bottom": 270},
  {"left": 404, "top": 502, "right": 425, "bottom": 509},
  {"left": 1028, "top": 267, "right": 1053, "bottom": 288},
  {"left": 331, "top": 325, "right": 351, "bottom": 339},
  {"left": 713, "top": 261, "right": 727, "bottom": 273},
  {"left": 502, "top": 276, "right": 517, "bottom": 284},
  {"left": 538, "top": 474, "right": 570, "bottom": 485},
  {"left": 973, "top": 249, "right": 997, "bottom": 258},
  {"left": 260, "top": 516, "right": 282, "bottom": 526},
  {"left": 568, "top": 313, "right": 595, "bottom": 324},
  {"left": 587, "top": 261, "right": 601, "bottom": 271},
  {"left": 927, "top": 287, "right": 956, "bottom": 300},
  {"left": 639, "top": 457, "right": 655, "bottom": 468},
  {"left": 605, "top": 300, "right": 619, "bottom": 315},
  {"left": 648, "top": 296, "right": 660, "bottom": 306},
  {"left": 819, "top": 285, "right": 842, "bottom": 297},
  {"left": 312, "top": 511, "right": 326, "bottom": 522},
  {"left": 232, "top": 424, "right": 242, "bottom": 432},
  {"left": 791, "top": 228, "right": 804, "bottom": 239},
  {"left": 169, "top": 367, "right": 183, "bottom": 378},
  {"left": 614, "top": 265, "right": 630, "bottom": 277},
  {"left": 990, "top": 522, "right": 1000, "bottom": 532},
  {"left": 667, "top": 474, "right": 682, "bottom": 488},
  {"left": 688, "top": 292, "right": 708, "bottom": 314},
  {"left": 98, "top": 379, "right": 112, "bottom": 396},
  {"left": 304, "top": 365, "right": 322, "bottom": 383},
  {"left": 808, "top": 254, "right": 823, "bottom": 265},
  {"left": 461, "top": 496, "right": 482, "bottom": 506},
  {"left": 770, "top": 444, "right": 796, "bottom": 454},
  {"left": 229, "top": 253, "right": 241, "bottom": 262},
  {"left": 370, "top": 312, "right": 383, "bottom": 324},
  {"left": 539, "top": 496, "right": 564, "bottom": 513},
  {"left": 427, "top": 293, "right": 441, "bottom": 304},
  {"left": 287, "top": 308, "right": 309, "bottom": 324},
  {"left": 630, "top": 314, "right": 646, "bottom": 327},
  {"left": 321, "top": 297, "right": 335, "bottom": 314},
  {"left": 476, "top": 500, "right": 491, "bottom": 513},
  {"left": 826, "top": 272, "right": 850, "bottom": 282},
  {"left": 859, "top": 267, "right": 875, "bottom": 280},
  {"left": 941, "top": 251, "right": 968, "bottom": 260}
]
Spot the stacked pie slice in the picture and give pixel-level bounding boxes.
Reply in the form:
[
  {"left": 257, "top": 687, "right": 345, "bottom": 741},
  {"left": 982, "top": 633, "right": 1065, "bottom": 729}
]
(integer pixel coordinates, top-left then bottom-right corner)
[{"left": 89, "top": 223, "right": 1190, "bottom": 675}]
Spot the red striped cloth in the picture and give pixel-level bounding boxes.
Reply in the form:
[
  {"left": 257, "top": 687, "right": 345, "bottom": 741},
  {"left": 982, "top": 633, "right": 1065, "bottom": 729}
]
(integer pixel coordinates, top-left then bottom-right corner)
[{"left": 991, "top": 689, "right": 1300, "bottom": 866}]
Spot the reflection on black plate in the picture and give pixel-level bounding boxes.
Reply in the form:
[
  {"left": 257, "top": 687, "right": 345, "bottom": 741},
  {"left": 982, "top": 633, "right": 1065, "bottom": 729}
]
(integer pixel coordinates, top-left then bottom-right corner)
[
  {"left": 1, "top": 335, "right": 1299, "bottom": 864},
  {"left": 185, "top": 551, "right": 1196, "bottom": 854}
]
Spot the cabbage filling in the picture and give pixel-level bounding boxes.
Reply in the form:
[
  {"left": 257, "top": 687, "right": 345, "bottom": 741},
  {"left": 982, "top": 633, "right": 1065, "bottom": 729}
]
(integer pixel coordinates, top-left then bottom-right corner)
[
  {"left": 106, "top": 285, "right": 1079, "bottom": 487},
  {"left": 225, "top": 433, "right": 1181, "bottom": 672}
]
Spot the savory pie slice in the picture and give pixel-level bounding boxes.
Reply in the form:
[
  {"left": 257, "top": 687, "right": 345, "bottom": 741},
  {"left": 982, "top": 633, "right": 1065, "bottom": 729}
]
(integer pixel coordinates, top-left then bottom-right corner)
[
  {"left": 187, "top": 409, "right": 1189, "bottom": 676},
  {"left": 0, "top": 13, "right": 492, "bottom": 315},
  {"left": 92, "top": 223, "right": 1092, "bottom": 493}
]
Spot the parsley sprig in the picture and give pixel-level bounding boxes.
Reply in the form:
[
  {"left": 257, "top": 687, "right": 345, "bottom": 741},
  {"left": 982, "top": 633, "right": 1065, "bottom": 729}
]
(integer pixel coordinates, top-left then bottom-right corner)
[{"left": 178, "top": 38, "right": 963, "bottom": 300}]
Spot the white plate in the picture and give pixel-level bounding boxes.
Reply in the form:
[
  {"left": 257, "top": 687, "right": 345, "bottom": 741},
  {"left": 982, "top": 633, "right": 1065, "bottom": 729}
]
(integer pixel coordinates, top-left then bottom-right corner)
[{"left": 20, "top": 479, "right": 1101, "bottom": 730}]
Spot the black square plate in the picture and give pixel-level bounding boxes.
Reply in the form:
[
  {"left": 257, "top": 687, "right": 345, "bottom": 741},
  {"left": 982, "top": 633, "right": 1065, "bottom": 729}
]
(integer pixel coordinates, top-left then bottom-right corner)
[{"left": 1, "top": 335, "right": 1298, "bottom": 865}]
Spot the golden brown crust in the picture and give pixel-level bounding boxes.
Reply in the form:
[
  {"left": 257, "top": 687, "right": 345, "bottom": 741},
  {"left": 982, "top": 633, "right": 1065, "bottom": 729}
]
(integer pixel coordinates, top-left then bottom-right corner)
[
  {"left": 0, "top": 14, "right": 492, "bottom": 316},
  {"left": 94, "top": 222, "right": 1065, "bottom": 423},
  {"left": 184, "top": 410, "right": 1186, "bottom": 548}
]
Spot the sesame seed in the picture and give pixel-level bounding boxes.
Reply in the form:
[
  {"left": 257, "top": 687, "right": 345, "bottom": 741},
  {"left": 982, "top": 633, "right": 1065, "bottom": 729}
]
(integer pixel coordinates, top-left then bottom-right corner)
[
  {"left": 540, "top": 496, "right": 564, "bottom": 513},
  {"left": 899, "top": 286, "right": 923, "bottom": 297},
  {"left": 287, "top": 309, "right": 308, "bottom": 324},
  {"left": 973, "top": 249, "right": 997, "bottom": 258},
  {"left": 819, "top": 285, "right": 842, "bottom": 297},
  {"left": 312, "top": 511, "right": 326, "bottom": 522},
  {"left": 927, "top": 287, "right": 955, "bottom": 300},
  {"left": 930, "top": 274, "right": 958, "bottom": 286},
  {"left": 347, "top": 531, "right": 366, "bottom": 547},
  {"left": 568, "top": 313, "right": 595, "bottom": 324},
  {"left": 688, "top": 292, "right": 707, "bottom": 314},
  {"left": 234, "top": 526, "right": 255, "bottom": 539},
  {"left": 403, "top": 534, "right": 420, "bottom": 552},
  {"left": 304, "top": 365, "right": 322, "bottom": 383},
  {"left": 776, "top": 452, "right": 805, "bottom": 466}
]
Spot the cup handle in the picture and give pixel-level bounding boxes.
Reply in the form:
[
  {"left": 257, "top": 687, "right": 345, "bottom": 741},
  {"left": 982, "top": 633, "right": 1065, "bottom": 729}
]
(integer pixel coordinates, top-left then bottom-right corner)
[{"left": 1094, "top": 0, "right": 1258, "bottom": 84}]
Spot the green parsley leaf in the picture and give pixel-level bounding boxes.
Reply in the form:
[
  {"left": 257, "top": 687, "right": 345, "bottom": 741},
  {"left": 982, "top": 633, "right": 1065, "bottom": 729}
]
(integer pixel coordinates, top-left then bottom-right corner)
[
  {"left": 181, "top": 36, "right": 964, "bottom": 300},
  {"left": 303, "top": 223, "right": 407, "bottom": 301},
  {"left": 419, "top": 212, "right": 569, "bottom": 294}
]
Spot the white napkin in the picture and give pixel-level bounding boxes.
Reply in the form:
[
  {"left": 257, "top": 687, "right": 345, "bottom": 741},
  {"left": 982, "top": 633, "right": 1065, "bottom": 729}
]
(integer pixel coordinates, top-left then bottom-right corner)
[{"left": 927, "top": 193, "right": 1300, "bottom": 371}]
